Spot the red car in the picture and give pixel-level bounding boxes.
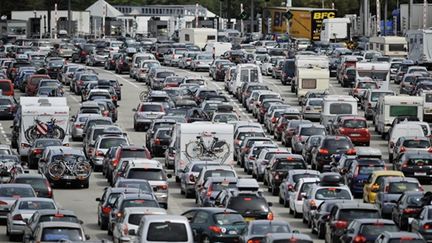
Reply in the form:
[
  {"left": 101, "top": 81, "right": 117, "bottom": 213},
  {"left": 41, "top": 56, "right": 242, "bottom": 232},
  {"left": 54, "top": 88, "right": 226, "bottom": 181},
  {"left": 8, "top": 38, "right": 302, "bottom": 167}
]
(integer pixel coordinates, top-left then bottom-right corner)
[
  {"left": 25, "top": 74, "right": 50, "bottom": 96},
  {"left": 334, "top": 116, "right": 370, "bottom": 146},
  {"left": 0, "top": 79, "right": 14, "bottom": 96}
]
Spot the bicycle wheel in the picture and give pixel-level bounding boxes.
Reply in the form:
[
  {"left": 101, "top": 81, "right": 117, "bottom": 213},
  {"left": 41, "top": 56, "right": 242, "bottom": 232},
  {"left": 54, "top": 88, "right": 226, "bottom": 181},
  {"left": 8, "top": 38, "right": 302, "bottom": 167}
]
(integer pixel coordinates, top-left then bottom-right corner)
[
  {"left": 48, "top": 161, "right": 66, "bottom": 179},
  {"left": 185, "top": 141, "right": 203, "bottom": 159},
  {"left": 24, "top": 125, "right": 38, "bottom": 142},
  {"left": 212, "top": 140, "right": 231, "bottom": 158},
  {"left": 73, "top": 161, "right": 92, "bottom": 178},
  {"left": 50, "top": 125, "right": 65, "bottom": 139}
]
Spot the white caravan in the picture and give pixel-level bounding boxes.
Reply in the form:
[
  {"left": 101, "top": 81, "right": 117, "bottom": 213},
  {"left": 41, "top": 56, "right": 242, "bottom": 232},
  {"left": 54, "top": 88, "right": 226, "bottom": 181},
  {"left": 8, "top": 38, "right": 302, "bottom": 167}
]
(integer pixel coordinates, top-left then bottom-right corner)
[
  {"left": 356, "top": 62, "right": 391, "bottom": 90},
  {"left": 229, "top": 64, "right": 263, "bottom": 96},
  {"left": 375, "top": 95, "right": 423, "bottom": 135},
  {"left": 173, "top": 122, "right": 234, "bottom": 180},
  {"left": 368, "top": 36, "right": 407, "bottom": 57},
  {"left": 18, "top": 97, "right": 69, "bottom": 160},
  {"left": 179, "top": 28, "right": 218, "bottom": 49},
  {"left": 295, "top": 55, "right": 330, "bottom": 103},
  {"left": 320, "top": 18, "right": 351, "bottom": 42}
]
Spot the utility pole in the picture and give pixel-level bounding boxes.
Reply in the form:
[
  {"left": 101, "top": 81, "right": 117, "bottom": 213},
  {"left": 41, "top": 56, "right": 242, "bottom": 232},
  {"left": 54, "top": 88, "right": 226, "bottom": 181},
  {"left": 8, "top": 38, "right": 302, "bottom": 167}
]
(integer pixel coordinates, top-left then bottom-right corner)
[
  {"left": 384, "top": 0, "right": 387, "bottom": 36},
  {"left": 67, "top": 0, "right": 71, "bottom": 36},
  {"left": 251, "top": 0, "right": 254, "bottom": 33}
]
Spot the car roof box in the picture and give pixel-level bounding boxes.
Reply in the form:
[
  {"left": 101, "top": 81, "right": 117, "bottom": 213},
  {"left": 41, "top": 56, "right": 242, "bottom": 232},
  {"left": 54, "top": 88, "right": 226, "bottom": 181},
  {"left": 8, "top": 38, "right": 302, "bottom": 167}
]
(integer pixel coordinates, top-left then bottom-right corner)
[{"left": 319, "top": 172, "right": 342, "bottom": 186}]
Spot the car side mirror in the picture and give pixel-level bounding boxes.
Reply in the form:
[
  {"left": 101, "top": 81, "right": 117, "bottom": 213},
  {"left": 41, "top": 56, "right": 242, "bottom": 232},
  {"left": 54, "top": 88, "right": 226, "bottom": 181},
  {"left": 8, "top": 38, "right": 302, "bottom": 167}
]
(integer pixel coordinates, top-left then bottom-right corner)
[
  {"left": 96, "top": 198, "right": 101, "bottom": 202},
  {"left": 128, "top": 229, "right": 136, "bottom": 235},
  {"left": 420, "top": 215, "right": 424, "bottom": 220},
  {"left": 85, "top": 235, "right": 90, "bottom": 240},
  {"left": 292, "top": 230, "right": 300, "bottom": 234},
  {"left": 268, "top": 202, "right": 273, "bottom": 207},
  {"left": 120, "top": 83, "right": 123, "bottom": 86},
  {"left": 23, "top": 218, "right": 28, "bottom": 224},
  {"left": 166, "top": 174, "right": 172, "bottom": 179},
  {"left": 132, "top": 108, "right": 137, "bottom": 112},
  {"left": 390, "top": 200, "right": 398, "bottom": 204}
]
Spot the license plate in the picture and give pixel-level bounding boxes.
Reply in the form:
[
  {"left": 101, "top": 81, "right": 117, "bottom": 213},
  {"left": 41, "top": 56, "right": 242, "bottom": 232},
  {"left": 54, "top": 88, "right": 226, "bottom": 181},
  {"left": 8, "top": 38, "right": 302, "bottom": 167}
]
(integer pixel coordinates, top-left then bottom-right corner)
[
  {"left": 228, "top": 230, "right": 237, "bottom": 235},
  {"left": 350, "top": 134, "right": 360, "bottom": 137},
  {"left": 415, "top": 172, "right": 427, "bottom": 176},
  {"left": 244, "top": 217, "right": 255, "bottom": 222}
]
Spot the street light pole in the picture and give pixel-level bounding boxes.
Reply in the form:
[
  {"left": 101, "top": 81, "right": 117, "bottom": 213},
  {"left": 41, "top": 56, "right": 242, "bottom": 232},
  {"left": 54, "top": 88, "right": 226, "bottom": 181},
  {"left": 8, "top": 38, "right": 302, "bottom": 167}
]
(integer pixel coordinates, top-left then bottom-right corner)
[
  {"left": 251, "top": 0, "right": 254, "bottom": 33},
  {"left": 67, "top": 0, "right": 71, "bottom": 36}
]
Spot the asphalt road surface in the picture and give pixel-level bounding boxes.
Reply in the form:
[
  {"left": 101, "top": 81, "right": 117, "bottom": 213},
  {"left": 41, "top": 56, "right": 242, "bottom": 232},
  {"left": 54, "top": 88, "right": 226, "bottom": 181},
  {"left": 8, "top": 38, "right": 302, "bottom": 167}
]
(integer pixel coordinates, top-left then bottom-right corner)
[{"left": 0, "top": 63, "right": 420, "bottom": 242}]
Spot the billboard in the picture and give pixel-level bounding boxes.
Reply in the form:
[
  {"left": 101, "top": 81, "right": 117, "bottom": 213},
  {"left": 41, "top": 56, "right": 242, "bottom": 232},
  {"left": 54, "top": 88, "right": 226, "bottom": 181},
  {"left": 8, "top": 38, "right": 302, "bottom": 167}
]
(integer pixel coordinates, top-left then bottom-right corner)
[
  {"left": 310, "top": 10, "right": 336, "bottom": 40},
  {"left": 290, "top": 10, "right": 311, "bottom": 39}
]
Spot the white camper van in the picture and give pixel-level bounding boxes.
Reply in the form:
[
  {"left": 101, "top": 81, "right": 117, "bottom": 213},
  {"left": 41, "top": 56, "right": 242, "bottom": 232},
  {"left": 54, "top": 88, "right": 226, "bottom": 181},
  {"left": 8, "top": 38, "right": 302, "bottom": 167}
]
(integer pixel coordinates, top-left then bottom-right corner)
[
  {"left": 321, "top": 95, "right": 358, "bottom": 129},
  {"left": 320, "top": 18, "right": 351, "bottom": 42},
  {"left": 369, "top": 36, "right": 408, "bottom": 57},
  {"left": 375, "top": 95, "right": 423, "bottom": 136},
  {"left": 356, "top": 62, "right": 391, "bottom": 90},
  {"left": 18, "top": 97, "right": 69, "bottom": 160},
  {"left": 406, "top": 29, "right": 432, "bottom": 64},
  {"left": 229, "top": 64, "right": 263, "bottom": 97},
  {"left": 295, "top": 55, "right": 330, "bottom": 103},
  {"left": 203, "top": 42, "right": 232, "bottom": 57},
  {"left": 173, "top": 123, "right": 234, "bottom": 180},
  {"left": 179, "top": 28, "right": 218, "bottom": 49}
]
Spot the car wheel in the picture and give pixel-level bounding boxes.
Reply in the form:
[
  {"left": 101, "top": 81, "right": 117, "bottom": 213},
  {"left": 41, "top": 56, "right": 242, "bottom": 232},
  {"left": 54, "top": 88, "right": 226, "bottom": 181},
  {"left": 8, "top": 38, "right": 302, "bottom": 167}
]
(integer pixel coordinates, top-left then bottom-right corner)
[
  {"left": 283, "top": 198, "right": 289, "bottom": 208},
  {"left": 317, "top": 224, "right": 325, "bottom": 239},
  {"left": 294, "top": 208, "right": 300, "bottom": 218},
  {"left": 271, "top": 184, "right": 278, "bottom": 196},
  {"left": 82, "top": 180, "right": 89, "bottom": 188},
  {"left": 279, "top": 195, "right": 284, "bottom": 204}
]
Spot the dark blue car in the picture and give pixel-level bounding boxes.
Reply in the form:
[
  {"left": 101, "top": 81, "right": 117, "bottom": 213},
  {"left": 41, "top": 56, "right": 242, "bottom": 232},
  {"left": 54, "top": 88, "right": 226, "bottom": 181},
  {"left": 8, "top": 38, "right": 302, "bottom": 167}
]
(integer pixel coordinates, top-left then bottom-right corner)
[{"left": 344, "top": 158, "right": 385, "bottom": 197}]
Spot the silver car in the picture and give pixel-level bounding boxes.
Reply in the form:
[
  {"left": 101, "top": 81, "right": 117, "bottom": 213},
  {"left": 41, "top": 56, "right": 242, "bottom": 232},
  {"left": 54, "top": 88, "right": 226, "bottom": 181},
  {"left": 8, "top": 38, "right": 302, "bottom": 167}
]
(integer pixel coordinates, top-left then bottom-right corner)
[
  {"left": 113, "top": 207, "right": 167, "bottom": 243},
  {"left": 302, "top": 98, "right": 323, "bottom": 121},
  {"left": 190, "top": 53, "right": 213, "bottom": 71},
  {"left": 0, "top": 184, "right": 36, "bottom": 221},
  {"left": 70, "top": 113, "right": 101, "bottom": 141},
  {"left": 6, "top": 197, "right": 57, "bottom": 240},
  {"left": 179, "top": 161, "right": 219, "bottom": 198},
  {"left": 31, "top": 221, "right": 89, "bottom": 242}
]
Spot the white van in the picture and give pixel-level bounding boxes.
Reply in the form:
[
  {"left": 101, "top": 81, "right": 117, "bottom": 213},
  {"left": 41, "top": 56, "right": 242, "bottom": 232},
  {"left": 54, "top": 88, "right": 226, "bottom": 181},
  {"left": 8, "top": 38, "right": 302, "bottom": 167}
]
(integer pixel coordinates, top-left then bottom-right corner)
[
  {"left": 375, "top": 96, "right": 423, "bottom": 136},
  {"left": 203, "top": 42, "right": 232, "bottom": 58},
  {"left": 421, "top": 90, "right": 432, "bottom": 121},
  {"left": 179, "top": 28, "right": 217, "bottom": 49},
  {"left": 134, "top": 215, "right": 194, "bottom": 243},
  {"left": 295, "top": 55, "right": 329, "bottom": 103},
  {"left": 230, "top": 64, "right": 263, "bottom": 98},
  {"left": 356, "top": 62, "right": 391, "bottom": 90},
  {"left": 321, "top": 95, "right": 358, "bottom": 129},
  {"left": 388, "top": 122, "right": 425, "bottom": 161},
  {"left": 173, "top": 123, "right": 234, "bottom": 180}
]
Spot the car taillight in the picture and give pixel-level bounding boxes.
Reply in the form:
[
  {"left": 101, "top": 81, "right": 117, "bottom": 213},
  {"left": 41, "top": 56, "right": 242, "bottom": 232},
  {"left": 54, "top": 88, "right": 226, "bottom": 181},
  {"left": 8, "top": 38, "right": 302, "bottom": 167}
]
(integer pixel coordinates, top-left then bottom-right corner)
[
  {"left": 96, "top": 150, "right": 104, "bottom": 156},
  {"left": 339, "top": 128, "right": 345, "bottom": 133},
  {"left": 267, "top": 212, "right": 274, "bottom": 220},
  {"left": 305, "top": 106, "right": 311, "bottom": 111},
  {"left": 353, "top": 235, "right": 366, "bottom": 243},
  {"left": 0, "top": 201, "right": 7, "bottom": 205},
  {"left": 103, "top": 111, "right": 109, "bottom": 117},
  {"left": 334, "top": 220, "right": 348, "bottom": 229},
  {"left": 403, "top": 208, "right": 420, "bottom": 214},
  {"left": 309, "top": 199, "right": 316, "bottom": 207},
  {"left": 78, "top": 80, "right": 84, "bottom": 85},
  {"left": 271, "top": 117, "right": 277, "bottom": 123},
  {"left": 157, "top": 185, "right": 168, "bottom": 190},
  {"left": 247, "top": 239, "right": 261, "bottom": 243},
  {"left": 45, "top": 180, "right": 52, "bottom": 198},
  {"left": 123, "top": 224, "right": 129, "bottom": 235},
  {"left": 32, "top": 148, "right": 43, "bottom": 154},
  {"left": 297, "top": 135, "right": 302, "bottom": 142},
  {"left": 319, "top": 148, "right": 329, "bottom": 154},
  {"left": 400, "top": 146, "right": 406, "bottom": 153},
  {"left": 346, "top": 148, "right": 356, "bottom": 155},
  {"left": 249, "top": 156, "right": 256, "bottom": 160},
  {"left": 206, "top": 189, "right": 212, "bottom": 198},
  {"left": 189, "top": 174, "right": 195, "bottom": 182},
  {"left": 155, "top": 139, "right": 161, "bottom": 145},
  {"left": 75, "top": 124, "right": 83, "bottom": 128},
  {"left": 209, "top": 225, "right": 222, "bottom": 234},
  {"left": 102, "top": 206, "right": 111, "bottom": 214},
  {"left": 353, "top": 88, "right": 358, "bottom": 94},
  {"left": 424, "top": 223, "right": 432, "bottom": 230},
  {"left": 12, "top": 214, "right": 23, "bottom": 220}
]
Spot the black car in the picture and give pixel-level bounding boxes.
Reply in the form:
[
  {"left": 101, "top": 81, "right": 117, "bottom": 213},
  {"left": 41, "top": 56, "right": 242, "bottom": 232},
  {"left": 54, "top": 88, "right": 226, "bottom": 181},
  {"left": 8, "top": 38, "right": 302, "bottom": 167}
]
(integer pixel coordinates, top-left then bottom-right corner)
[
  {"left": 280, "top": 59, "right": 295, "bottom": 85},
  {"left": 341, "top": 67, "right": 356, "bottom": 87},
  {"left": 311, "top": 136, "right": 355, "bottom": 172},
  {"left": 310, "top": 200, "right": 351, "bottom": 239},
  {"left": 11, "top": 174, "right": 53, "bottom": 198},
  {"left": 150, "top": 127, "right": 172, "bottom": 157},
  {"left": 182, "top": 208, "right": 247, "bottom": 243},
  {"left": 391, "top": 191, "right": 424, "bottom": 230},
  {"left": 339, "top": 219, "right": 399, "bottom": 243},
  {"left": 240, "top": 219, "right": 293, "bottom": 243},
  {"left": 394, "top": 151, "right": 432, "bottom": 179},
  {"left": 0, "top": 96, "right": 17, "bottom": 119},
  {"left": 27, "top": 138, "right": 62, "bottom": 169}
]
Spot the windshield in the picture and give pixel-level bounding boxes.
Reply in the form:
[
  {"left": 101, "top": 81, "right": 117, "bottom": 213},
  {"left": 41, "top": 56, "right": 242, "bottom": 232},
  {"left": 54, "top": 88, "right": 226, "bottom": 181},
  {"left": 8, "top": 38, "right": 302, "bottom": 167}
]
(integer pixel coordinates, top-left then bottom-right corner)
[
  {"left": 315, "top": 188, "right": 352, "bottom": 200},
  {"left": 147, "top": 222, "right": 188, "bottom": 242},
  {"left": 343, "top": 119, "right": 367, "bottom": 128},
  {"left": 19, "top": 200, "right": 55, "bottom": 210},
  {"left": 41, "top": 228, "right": 83, "bottom": 241},
  {"left": 403, "top": 139, "right": 430, "bottom": 148},
  {"left": 127, "top": 169, "right": 166, "bottom": 181},
  {"left": 359, "top": 224, "right": 399, "bottom": 238},
  {"left": 251, "top": 223, "right": 291, "bottom": 235},
  {"left": 228, "top": 196, "right": 269, "bottom": 213},
  {"left": 123, "top": 198, "right": 159, "bottom": 208},
  {"left": 214, "top": 213, "right": 245, "bottom": 226},
  {"left": 300, "top": 127, "right": 326, "bottom": 136},
  {"left": 388, "top": 182, "right": 420, "bottom": 193},
  {"left": 100, "top": 138, "right": 128, "bottom": 149}
]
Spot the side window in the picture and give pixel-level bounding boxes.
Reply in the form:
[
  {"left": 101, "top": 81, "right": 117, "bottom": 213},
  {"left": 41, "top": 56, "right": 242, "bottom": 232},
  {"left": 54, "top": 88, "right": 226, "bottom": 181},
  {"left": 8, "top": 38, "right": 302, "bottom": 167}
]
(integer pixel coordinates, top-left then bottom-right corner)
[
  {"left": 366, "top": 174, "right": 373, "bottom": 184},
  {"left": 330, "top": 206, "right": 338, "bottom": 219},
  {"left": 192, "top": 211, "right": 208, "bottom": 224},
  {"left": 101, "top": 188, "right": 108, "bottom": 202},
  {"left": 182, "top": 210, "right": 197, "bottom": 222}
]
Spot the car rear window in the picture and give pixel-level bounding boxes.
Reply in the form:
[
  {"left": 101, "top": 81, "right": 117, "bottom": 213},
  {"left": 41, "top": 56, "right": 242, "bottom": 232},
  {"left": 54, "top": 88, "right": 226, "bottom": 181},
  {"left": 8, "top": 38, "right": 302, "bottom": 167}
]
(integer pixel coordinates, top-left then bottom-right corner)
[
  {"left": 407, "top": 157, "right": 432, "bottom": 166},
  {"left": 274, "top": 159, "right": 306, "bottom": 170},
  {"left": 300, "top": 127, "right": 326, "bottom": 136},
  {"left": 343, "top": 119, "right": 367, "bottom": 128},
  {"left": 210, "top": 182, "right": 237, "bottom": 191},
  {"left": 228, "top": 196, "right": 270, "bottom": 213},
  {"left": 0, "top": 99, "right": 12, "bottom": 105},
  {"left": 0, "top": 187, "right": 35, "bottom": 197},
  {"left": 204, "top": 170, "right": 235, "bottom": 180},
  {"left": 42, "top": 228, "right": 83, "bottom": 241},
  {"left": 157, "top": 72, "right": 174, "bottom": 78},
  {"left": 359, "top": 224, "right": 399, "bottom": 238},
  {"left": 116, "top": 181, "right": 152, "bottom": 192},
  {"left": 35, "top": 140, "right": 61, "bottom": 147},
  {"left": 39, "top": 214, "right": 79, "bottom": 223},
  {"left": 388, "top": 239, "right": 424, "bottom": 243},
  {"left": 329, "top": 103, "right": 353, "bottom": 115},
  {"left": 19, "top": 200, "right": 55, "bottom": 210},
  {"left": 323, "top": 139, "right": 352, "bottom": 150},
  {"left": 338, "top": 209, "right": 380, "bottom": 221},
  {"left": 251, "top": 222, "right": 291, "bottom": 234},
  {"left": 14, "top": 178, "right": 47, "bottom": 190},
  {"left": 147, "top": 222, "right": 188, "bottom": 242},
  {"left": 121, "top": 149, "right": 147, "bottom": 158},
  {"left": 128, "top": 213, "right": 145, "bottom": 225},
  {"left": 100, "top": 138, "right": 128, "bottom": 149},
  {"left": 315, "top": 188, "right": 351, "bottom": 200},
  {"left": 358, "top": 165, "right": 385, "bottom": 174},
  {"left": 292, "top": 174, "right": 319, "bottom": 183},
  {"left": 213, "top": 213, "right": 244, "bottom": 226},
  {"left": 140, "top": 104, "right": 162, "bottom": 112},
  {"left": 0, "top": 81, "right": 11, "bottom": 92},
  {"left": 388, "top": 182, "right": 420, "bottom": 193},
  {"left": 127, "top": 168, "right": 166, "bottom": 181},
  {"left": 402, "top": 139, "right": 430, "bottom": 148},
  {"left": 123, "top": 199, "right": 159, "bottom": 208}
]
